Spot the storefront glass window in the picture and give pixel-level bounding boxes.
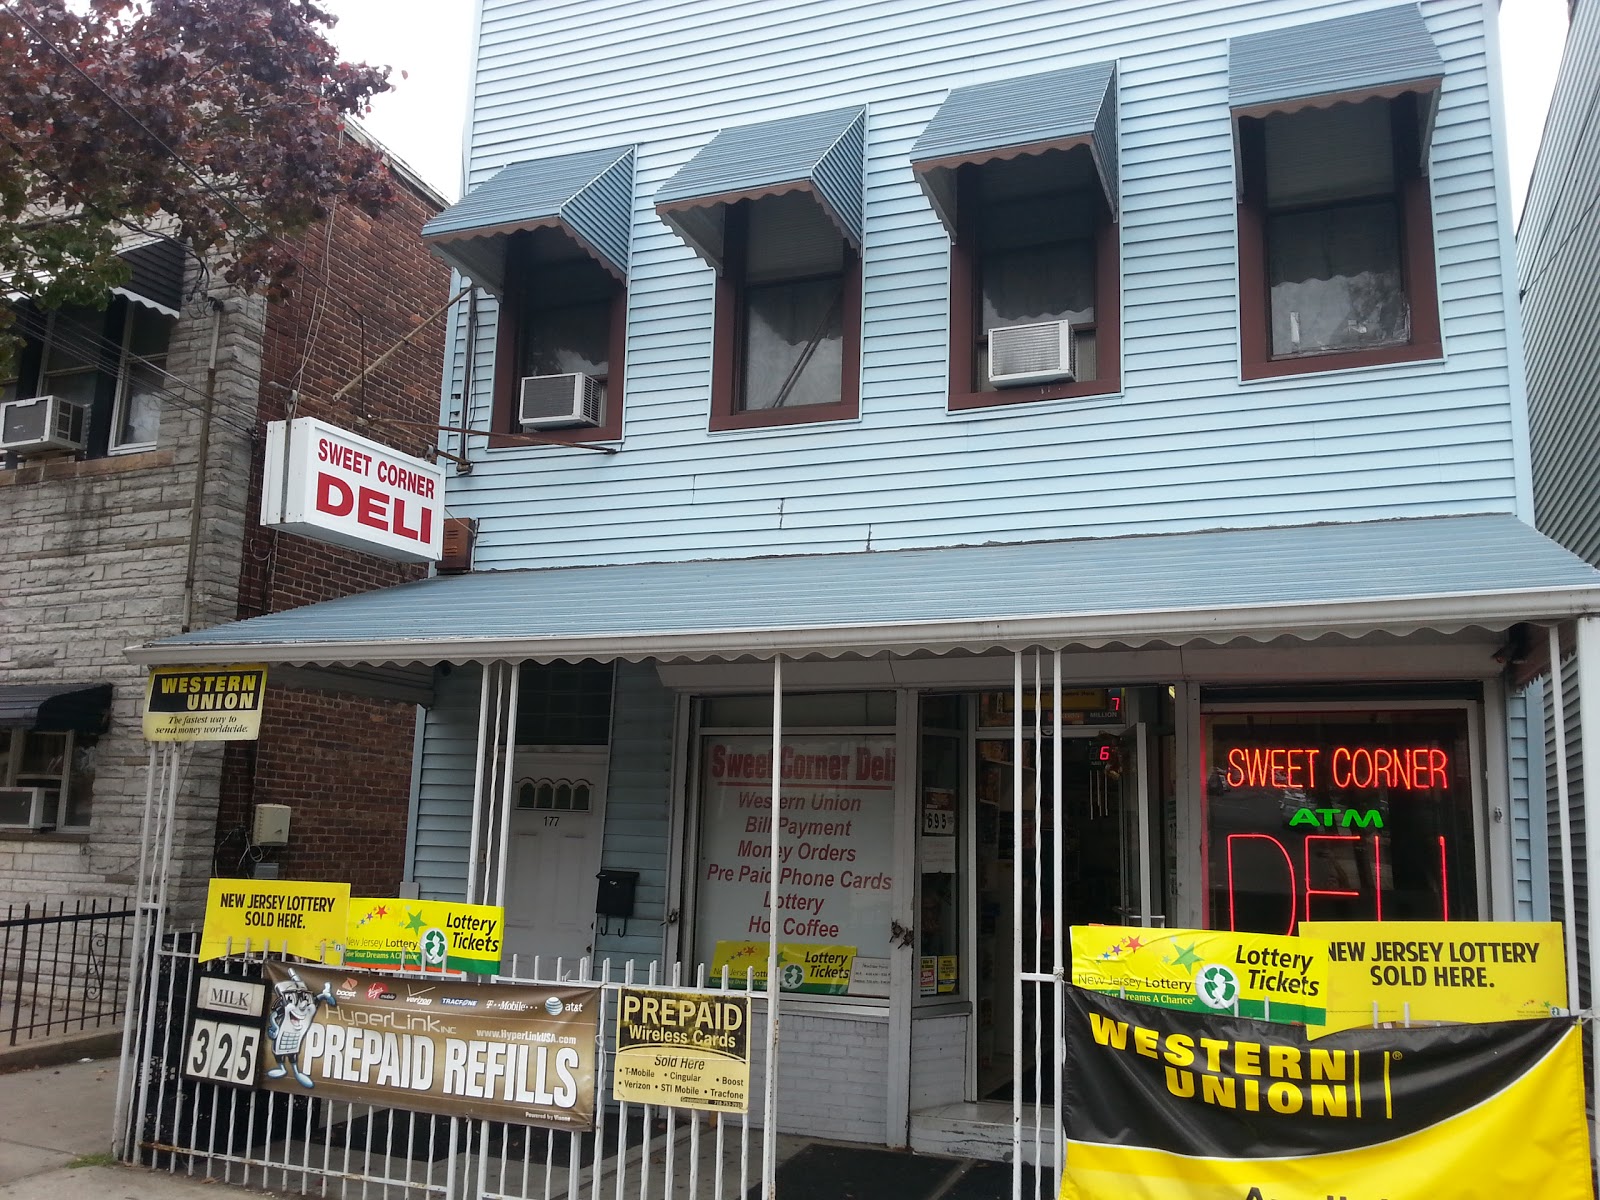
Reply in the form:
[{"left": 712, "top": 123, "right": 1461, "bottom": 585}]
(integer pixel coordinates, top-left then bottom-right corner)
[
  {"left": 1204, "top": 708, "right": 1476, "bottom": 934},
  {"left": 693, "top": 729, "right": 897, "bottom": 997},
  {"left": 918, "top": 696, "right": 962, "bottom": 999}
]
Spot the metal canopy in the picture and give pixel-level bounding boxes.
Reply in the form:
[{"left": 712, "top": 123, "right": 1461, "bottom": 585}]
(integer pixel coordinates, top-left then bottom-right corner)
[
  {"left": 421, "top": 146, "right": 636, "bottom": 293},
  {"left": 114, "top": 237, "right": 186, "bottom": 318},
  {"left": 124, "top": 515, "right": 1600, "bottom": 670},
  {"left": 0, "top": 682, "right": 113, "bottom": 732},
  {"left": 911, "top": 59, "right": 1120, "bottom": 231},
  {"left": 654, "top": 106, "right": 866, "bottom": 272},
  {"left": 1228, "top": 4, "right": 1444, "bottom": 116}
]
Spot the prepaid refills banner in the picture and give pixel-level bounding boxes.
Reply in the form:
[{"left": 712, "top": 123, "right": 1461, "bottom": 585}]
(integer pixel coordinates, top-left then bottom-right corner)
[
  {"left": 1060, "top": 987, "right": 1592, "bottom": 1200},
  {"left": 259, "top": 963, "right": 599, "bottom": 1129}
]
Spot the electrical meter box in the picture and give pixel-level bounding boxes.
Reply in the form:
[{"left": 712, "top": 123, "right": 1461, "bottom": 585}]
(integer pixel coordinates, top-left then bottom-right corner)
[{"left": 253, "top": 804, "right": 291, "bottom": 847}]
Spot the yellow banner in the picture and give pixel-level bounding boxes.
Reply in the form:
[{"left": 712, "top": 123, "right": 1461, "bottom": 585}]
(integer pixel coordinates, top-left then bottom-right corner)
[
  {"left": 143, "top": 665, "right": 268, "bottom": 741},
  {"left": 199, "top": 879, "right": 349, "bottom": 963},
  {"left": 342, "top": 898, "right": 505, "bottom": 975},
  {"left": 1304, "top": 920, "right": 1568, "bottom": 1037},
  {"left": 1061, "top": 986, "right": 1591, "bottom": 1200},
  {"left": 1072, "top": 925, "right": 1330, "bottom": 1024},
  {"left": 710, "top": 941, "right": 856, "bottom": 994},
  {"left": 613, "top": 988, "right": 751, "bottom": 1112}
]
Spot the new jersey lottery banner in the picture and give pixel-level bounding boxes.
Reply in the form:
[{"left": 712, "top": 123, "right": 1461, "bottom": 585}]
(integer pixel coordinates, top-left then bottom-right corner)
[
  {"left": 199, "top": 879, "right": 349, "bottom": 963},
  {"left": 1072, "top": 925, "right": 1330, "bottom": 1025},
  {"left": 259, "top": 963, "right": 598, "bottom": 1129},
  {"left": 1060, "top": 987, "right": 1592, "bottom": 1200},
  {"left": 1302, "top": 920, "right": 1567, "bottom": 1037}
]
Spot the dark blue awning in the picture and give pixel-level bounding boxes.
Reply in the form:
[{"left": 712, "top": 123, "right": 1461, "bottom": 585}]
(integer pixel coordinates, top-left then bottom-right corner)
[
  {"left": 422, "top": 146, "right": 635, "bottom": 292},
  {"left": 911, "top": 60, "right": 1120, "bottom": 231},
  {"left": 0, "top": 683, "right": 113, "bottom": 733},
  {"left": 655, "top": 107, "right": 866, "bottom": 272},
  {"left": 1228, "top": 4, "right": 1444, "bottom": 116}
]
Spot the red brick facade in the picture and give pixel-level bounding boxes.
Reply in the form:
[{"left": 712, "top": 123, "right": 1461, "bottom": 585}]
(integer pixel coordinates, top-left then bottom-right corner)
[{"left": 218, "top": 166, "right": 451, "bottom": 894}]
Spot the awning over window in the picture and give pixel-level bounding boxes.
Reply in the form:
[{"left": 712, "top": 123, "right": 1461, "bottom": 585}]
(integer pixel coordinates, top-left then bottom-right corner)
[
  {"left": 910, "top": 59, "right": 1120, "bottom": 232},
  {"left": 0, "top": 683, "right": 113, "bottom": 733},
  {"left": 5, "top": 237, "right": 186, "bottom": 316},
  {"left": 125, "top": 515, "right": 1600, "bottom": 670},
  {"left": 421, "top": 146, "right": 636, "bottom": 293},
  {"left": 654, "top": 106, "right": 866, "bottom": 273},
  {"left": 115, "top": 236, "right": 186, "bottom": 318},
  {"left": 1228, "top": 4, "right": 1444, "bottom": 120}
]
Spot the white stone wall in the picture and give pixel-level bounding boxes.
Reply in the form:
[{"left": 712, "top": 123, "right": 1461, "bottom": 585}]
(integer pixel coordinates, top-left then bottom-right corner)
[{"left": 0, "top": 263, "right": 266, "bottom": 922}]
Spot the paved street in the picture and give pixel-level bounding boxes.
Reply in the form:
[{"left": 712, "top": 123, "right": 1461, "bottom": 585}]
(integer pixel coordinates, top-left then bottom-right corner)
[{"left": 0, "top": 1056, "right": 271, "bottom": 1199}]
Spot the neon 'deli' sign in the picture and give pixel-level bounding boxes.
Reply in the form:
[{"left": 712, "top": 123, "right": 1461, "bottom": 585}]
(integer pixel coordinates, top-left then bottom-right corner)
[{"left": 1204, "top": 711, "right": 1476, "bottom": 937}]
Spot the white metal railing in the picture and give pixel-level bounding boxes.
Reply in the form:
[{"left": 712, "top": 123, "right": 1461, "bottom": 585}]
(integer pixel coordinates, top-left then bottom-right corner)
[{"left": 121, "top": 934, "right": 766, "bottom": 1200}]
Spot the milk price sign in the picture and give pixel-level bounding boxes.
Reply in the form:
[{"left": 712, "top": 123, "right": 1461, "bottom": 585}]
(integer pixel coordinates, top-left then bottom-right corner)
[{"left": 261, "top": 417, "right": 443, "bottom": 563}]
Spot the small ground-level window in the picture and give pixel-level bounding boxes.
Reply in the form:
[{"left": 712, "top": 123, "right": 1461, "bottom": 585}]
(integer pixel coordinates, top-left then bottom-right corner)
[{"left": 1204, "top": 707, "right": 1476, "bottom": 934}]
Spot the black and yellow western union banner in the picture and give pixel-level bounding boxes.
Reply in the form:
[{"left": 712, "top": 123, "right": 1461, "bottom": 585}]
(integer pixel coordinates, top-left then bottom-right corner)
[{"left": 1061, "top": 987, "right": 1592, "bottom": 1200}]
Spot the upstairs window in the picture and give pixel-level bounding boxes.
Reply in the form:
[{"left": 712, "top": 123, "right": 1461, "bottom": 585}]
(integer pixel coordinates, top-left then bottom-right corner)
[
  {"left": 4, "top": 298, "right": 174, "bottom": 462},
  {"left": 419, "top": 146, "right": 637, "bottom": 448},
  {"left": 712, "top": 192, "right": 861, "bottom": 428},
  {"left": 949, "top": 146, "right": 1119, "bottom": 408},
  {"left": 1227, "top": 5, "right": 1445, "bottom": 379},
  {"left": 491, "top": 226, "right": 626, "bottom": 445}
]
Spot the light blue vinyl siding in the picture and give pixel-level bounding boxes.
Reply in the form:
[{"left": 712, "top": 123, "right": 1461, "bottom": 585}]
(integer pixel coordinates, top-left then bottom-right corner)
[
  {"left": 1510, "top": 679, "right": 1550, "bottom": 922},
  {"left": 411, "top": 663, "right": 480, "bottom": 901},
  {"left": 1521, "top": 0, "right": 1600, "bottom": 567},
  {"left": 445, "top": 0, "right": 1525, "bottom": 570},
  {"left": 593, "top": 662, "right": 676, "bottom": 967}
]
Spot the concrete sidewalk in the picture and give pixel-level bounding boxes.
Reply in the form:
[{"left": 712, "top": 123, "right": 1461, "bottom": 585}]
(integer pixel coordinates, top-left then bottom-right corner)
[{"left": 0, "top": 1056, "right": 271, "bottom": 1199}]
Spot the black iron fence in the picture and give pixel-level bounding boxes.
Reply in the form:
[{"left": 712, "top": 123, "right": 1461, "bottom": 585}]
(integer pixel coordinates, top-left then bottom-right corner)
[{"left": 0, "top": 897, "right": 134, "bottom": 1045}]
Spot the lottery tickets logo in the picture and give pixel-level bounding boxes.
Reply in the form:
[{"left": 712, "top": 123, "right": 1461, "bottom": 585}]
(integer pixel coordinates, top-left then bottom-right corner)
[
  {"left": 1197, "top": 964, "right": 1240, "bottom": 1010},
  {"left": 420, "top": 927, "right": 448, "bottom": 969}
]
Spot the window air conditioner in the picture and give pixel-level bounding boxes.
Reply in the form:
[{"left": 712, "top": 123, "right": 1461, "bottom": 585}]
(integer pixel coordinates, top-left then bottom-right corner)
[
  {"left": 519, "top": 373, "right": 603, "bottom": 430},
  {"left": 0, "top": 394, "right": 88, "bottom": 455},
  {"left": 0, "top": 787, "right": 57, "bottom": 831},
  {"left": 988, "top": 320, "right": 1076, "bottom": 387}
]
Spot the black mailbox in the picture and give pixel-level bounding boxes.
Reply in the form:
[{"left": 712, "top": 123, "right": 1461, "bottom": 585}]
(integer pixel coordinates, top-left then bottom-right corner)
[{"left": 595, "top": 869, "right": 639, "bottom": 935}]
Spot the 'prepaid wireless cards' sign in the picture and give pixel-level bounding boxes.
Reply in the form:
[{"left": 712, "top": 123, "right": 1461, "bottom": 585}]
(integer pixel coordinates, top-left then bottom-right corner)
[
  {"left": 259, "top": 962, "right": 598, "bottom": 1128},
  {"left": 695, "top": 735, "right": 897, "bottom": 995},
  {"left": 613, "top": 988, "right": 751, "bottom": 1112},
  {"left": 1073, "top": 925, "right": 1331, "bottom": 1025}
]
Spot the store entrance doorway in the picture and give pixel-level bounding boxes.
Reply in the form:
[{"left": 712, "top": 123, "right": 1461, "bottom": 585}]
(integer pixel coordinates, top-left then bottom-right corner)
[
  {"left": 503, "top": 750, "right": 608, "bottom": 975},
  {"left": 972, "top": 717, "right": 1153, "bottom": 1101}
]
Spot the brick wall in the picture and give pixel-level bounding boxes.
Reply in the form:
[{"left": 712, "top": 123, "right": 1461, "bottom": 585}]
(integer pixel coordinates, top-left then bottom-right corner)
[{"left": 217, "top": 170, "right": 450, "bottom": 896}]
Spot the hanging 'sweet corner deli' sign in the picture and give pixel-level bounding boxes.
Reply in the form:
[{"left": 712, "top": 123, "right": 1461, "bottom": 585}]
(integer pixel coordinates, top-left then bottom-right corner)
[{"left": 260, "top": 417, "right": 443, "bottom": 563}]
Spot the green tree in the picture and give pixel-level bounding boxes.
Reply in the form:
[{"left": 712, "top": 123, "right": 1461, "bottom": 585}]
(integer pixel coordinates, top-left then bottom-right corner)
[{"left": 0, "top": 0, "right": 396, "bottom": 366}]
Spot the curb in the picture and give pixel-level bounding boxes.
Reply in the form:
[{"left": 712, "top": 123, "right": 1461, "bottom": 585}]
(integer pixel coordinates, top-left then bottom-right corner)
[{"left": 0, "top": 1028, "right": 122, "bottom": 1073}]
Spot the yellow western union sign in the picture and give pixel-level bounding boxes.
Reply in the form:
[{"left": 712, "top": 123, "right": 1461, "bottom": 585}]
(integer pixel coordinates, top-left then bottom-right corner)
[{"left": 143, "top": 665, "right": 268, "bottom": 741}]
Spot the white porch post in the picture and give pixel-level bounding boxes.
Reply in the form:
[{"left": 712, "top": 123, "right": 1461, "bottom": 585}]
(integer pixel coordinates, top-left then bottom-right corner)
[
  {"left": 1011, "top": 651, "right": 1023, "bottom": 1200},
  {"left": 1547, "top": 626, "right": 1581, "bottom": 1015},
  {"left": 1574, "top": 616, "right": 1600, "bottom": 1187},
  {"left": 763, "top": 654, "right": 783, "bottom": 1200},
  {"left": 465, "top": 661, "right": 494, "bottom": 906}
]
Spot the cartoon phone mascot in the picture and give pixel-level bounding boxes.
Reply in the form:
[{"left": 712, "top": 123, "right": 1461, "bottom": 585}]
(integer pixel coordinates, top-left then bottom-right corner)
[{"left": 265, "top": 970, "right": 337, "bottom": 1088}]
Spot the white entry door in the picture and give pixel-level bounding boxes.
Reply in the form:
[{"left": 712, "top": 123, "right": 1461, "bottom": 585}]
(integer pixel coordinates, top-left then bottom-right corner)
[{"left": 503, "top": 750, "right": 609, "bottom": 977}]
